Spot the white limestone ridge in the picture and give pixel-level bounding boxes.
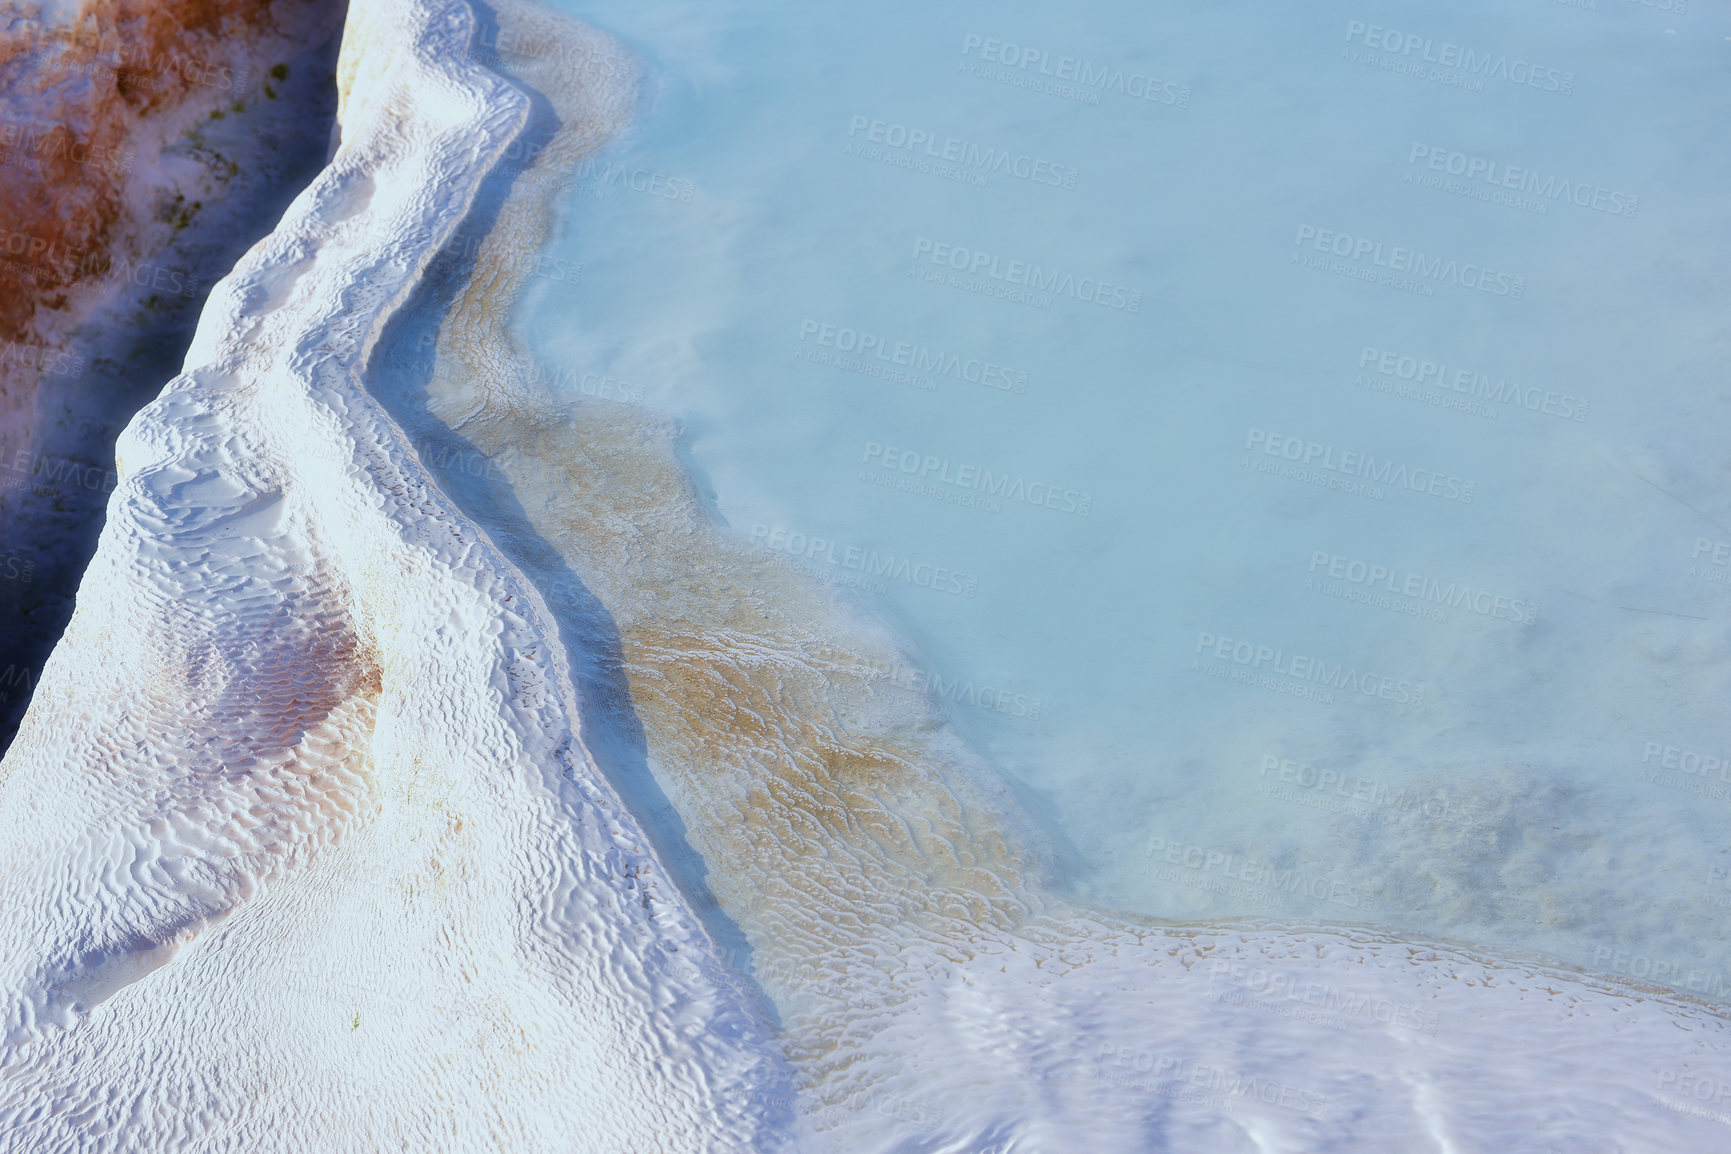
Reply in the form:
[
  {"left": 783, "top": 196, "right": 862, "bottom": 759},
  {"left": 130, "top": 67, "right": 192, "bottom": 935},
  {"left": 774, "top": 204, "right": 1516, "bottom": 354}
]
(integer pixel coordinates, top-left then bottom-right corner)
[
  {"left": 3, "top": 0, "right": 1731, "bottom": 1149},
  {"left": 0, "top": 0, "right": 788, "bottom": 1148}
]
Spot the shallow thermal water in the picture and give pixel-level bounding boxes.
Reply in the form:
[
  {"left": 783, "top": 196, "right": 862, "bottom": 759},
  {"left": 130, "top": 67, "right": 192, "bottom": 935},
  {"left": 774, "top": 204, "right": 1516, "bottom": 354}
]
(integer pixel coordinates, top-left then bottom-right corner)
[
  {"left": 9, "top": 0, "right": 1731, "bottom": 1149},
  {"left": 508, "top": 0, "right": 1731, "bottom": 997}
]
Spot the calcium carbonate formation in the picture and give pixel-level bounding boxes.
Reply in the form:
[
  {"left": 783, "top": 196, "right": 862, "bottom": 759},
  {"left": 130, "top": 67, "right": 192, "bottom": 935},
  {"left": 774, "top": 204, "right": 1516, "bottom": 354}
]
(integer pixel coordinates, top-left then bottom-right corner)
[{"left": 3, "top": 0, "right": 1731, "bottom": 1149}]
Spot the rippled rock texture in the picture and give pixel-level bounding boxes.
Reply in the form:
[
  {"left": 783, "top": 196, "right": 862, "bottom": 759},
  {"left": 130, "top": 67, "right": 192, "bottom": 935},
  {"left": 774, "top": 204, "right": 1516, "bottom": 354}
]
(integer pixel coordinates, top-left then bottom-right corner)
[{"left": 0, "top": 0, "right": 347, "bottom": 749}]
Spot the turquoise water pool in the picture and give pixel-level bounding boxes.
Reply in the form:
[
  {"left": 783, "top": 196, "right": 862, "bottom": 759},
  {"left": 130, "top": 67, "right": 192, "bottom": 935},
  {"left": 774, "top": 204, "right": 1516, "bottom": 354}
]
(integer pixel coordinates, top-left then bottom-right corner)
[{"left": 518, "top": 0, "right": 1731, "bottom": 997}]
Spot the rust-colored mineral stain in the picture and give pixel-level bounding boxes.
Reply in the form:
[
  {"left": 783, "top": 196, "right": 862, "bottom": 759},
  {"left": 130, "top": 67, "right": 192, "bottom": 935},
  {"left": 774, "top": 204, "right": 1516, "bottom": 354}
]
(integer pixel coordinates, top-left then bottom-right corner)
[{"left": 0, "top": 0, "right": 311, "bottom": 346}]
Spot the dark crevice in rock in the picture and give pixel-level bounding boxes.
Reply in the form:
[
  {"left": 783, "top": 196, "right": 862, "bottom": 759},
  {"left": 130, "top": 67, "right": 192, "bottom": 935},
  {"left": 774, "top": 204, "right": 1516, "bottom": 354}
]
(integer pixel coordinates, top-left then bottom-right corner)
[{"left": 0, "top": 1, "right": 349, "bottom": 756}]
